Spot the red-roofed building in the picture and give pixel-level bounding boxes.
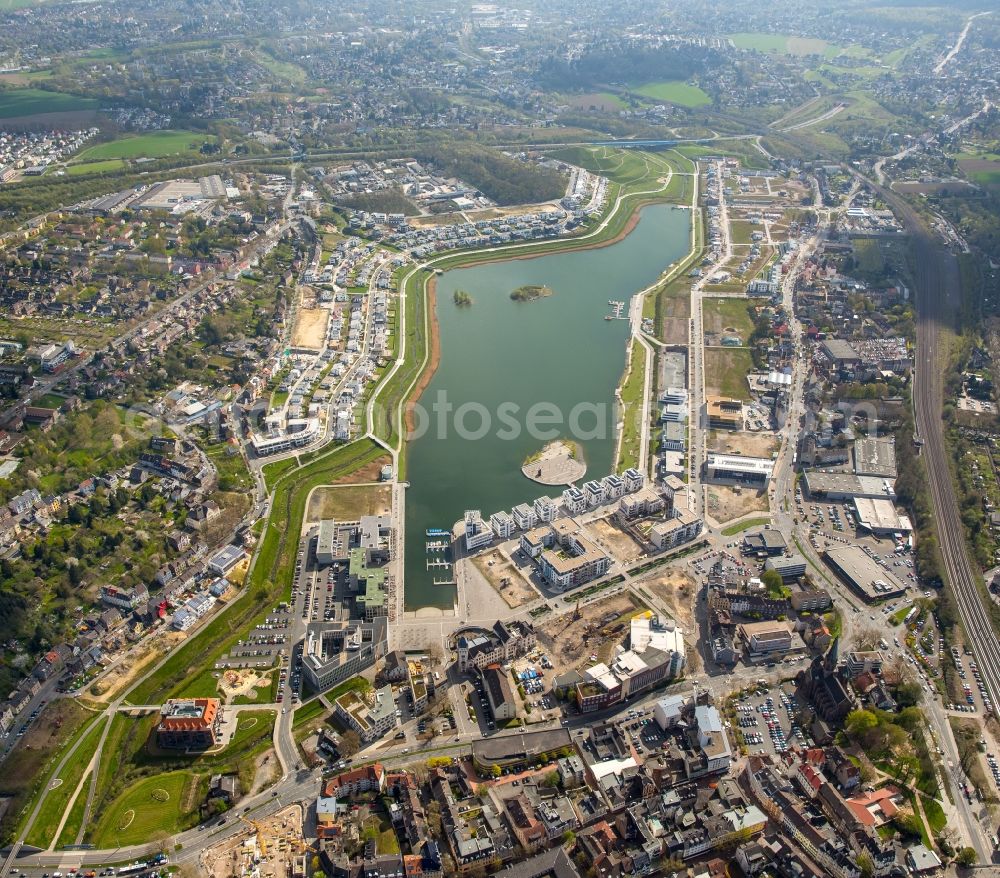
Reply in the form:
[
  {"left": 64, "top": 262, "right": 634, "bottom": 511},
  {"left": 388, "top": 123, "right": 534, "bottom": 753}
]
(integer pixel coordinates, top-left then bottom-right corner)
[
  {"left": 324, "top": 763, "right": 386, "bottom": 798},
  {"left": 156, "top": 698, "right": 221, "bottom": 749},
  {"left": 794, "top": 762, "right": 824, "bottom": 799},
  {"left": 844, "top": 785, "right": 903, "bottom": 828}
]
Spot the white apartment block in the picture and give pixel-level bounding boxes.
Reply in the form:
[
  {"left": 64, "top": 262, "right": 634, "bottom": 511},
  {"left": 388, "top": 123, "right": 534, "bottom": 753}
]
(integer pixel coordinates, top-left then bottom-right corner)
[
  {"left": 511, "top": 502, "right": 538, "bottom": 531},
  {"left": 533, "top": 495, "right": 559, "bottom": 522},
  {"left": 489, "top": 511, "right": 515, "bottom": 540}
]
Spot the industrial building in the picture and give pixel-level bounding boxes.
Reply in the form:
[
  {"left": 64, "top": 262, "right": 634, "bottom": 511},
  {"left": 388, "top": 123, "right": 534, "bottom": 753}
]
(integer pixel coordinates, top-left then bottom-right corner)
[
  {"left": 823, "top": 546, "right": 908, "bottom": 602},
  {"left": 704, "top": 453, "right": 774, "bottom": 487},
  {"left": 801, "top": 471, "right": 896, "bottom": 501},
  {"left": 852, "top": 497, "right": 912, "bottom": 535},
  {"left": 853, "top": 437, "right": 897, "bottom": 478}
]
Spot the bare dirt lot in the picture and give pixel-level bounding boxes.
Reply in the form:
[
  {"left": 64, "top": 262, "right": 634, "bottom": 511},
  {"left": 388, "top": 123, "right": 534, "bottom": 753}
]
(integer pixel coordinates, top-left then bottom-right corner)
[
  {"left": 306, "top": 483, "right": 392, "bottom": 523},
  {"left": 587, "top": 517, "right": 645, "bottom": 565},
  {"left": 202, "top": 804, "right": 302, "bottom": 878},
  {"left": 471, "top": 549, "right": 537, "bottom": 609},
  {"left": 641, "top": 568, "right": 697, "bottom": 633},
  {"left": 707, "top": 429, "right": 780, "bottom": 458},
  {"left": 291, "top": 306, "right": 329, "bottom": 351},
  {"left": 538, "top": 591, "right": 648, "bottom": 674},
  {"left": 706, "top": 484, "right": 769, "bottom": 524}
]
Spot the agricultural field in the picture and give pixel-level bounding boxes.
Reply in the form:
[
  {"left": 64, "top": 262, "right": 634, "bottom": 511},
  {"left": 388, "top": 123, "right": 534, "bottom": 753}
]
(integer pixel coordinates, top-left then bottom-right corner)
[
  {"left": 0, "top": 88, "right": 96, "bottom": 119},
  {"left": 71, "top": 130, "right": 213, "bottom": 162},
  {"left": 561, "top": 92, "right": 626, "bottom": 112},
  {"left": 632, "top": 80, "right": 711, "bottom": 108}
]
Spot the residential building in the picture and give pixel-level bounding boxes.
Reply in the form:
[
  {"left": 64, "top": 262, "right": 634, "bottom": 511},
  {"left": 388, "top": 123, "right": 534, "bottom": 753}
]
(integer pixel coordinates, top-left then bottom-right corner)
[{"left": 156, "top": 698, "right": 221, "bottom": 750}]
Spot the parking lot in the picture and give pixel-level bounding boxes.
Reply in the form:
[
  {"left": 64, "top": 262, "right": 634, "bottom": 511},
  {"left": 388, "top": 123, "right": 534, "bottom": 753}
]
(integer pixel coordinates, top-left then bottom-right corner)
[{"left": 732, "top": 684, "right": 811, "bottom": 757}]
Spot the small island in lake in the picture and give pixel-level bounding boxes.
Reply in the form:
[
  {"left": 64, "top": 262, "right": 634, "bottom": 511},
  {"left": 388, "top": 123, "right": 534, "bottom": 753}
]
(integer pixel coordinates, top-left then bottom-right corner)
[
  {"left": 510, "top": 284, "right": 554, "bottom": 302},
  {"left": 453, "top": 289, "right": 473, "bottom": 306}
]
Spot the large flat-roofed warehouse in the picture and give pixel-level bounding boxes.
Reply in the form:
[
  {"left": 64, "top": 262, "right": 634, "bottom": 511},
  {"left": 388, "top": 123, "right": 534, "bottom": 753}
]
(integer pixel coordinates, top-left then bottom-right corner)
[
  {"left": 852, "top": 497, "right": 912, "bottom": 535},
  {"left": 802, "top": 471, "right": 896, "bottom": 501},
  {"left": 704, "top": 453, "right": 774, "bottom": 486},
  {"left": 853, "top": 437, "right": 897, "bottom": 478},
  {"left": 823, "top": 546, "right": 907, "bottom": 602}
]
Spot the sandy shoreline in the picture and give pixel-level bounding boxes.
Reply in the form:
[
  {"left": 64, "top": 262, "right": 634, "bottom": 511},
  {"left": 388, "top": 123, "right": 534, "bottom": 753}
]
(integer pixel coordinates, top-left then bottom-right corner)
[{"left": 402, "top": 197, "right": 661, "bottom": 423}]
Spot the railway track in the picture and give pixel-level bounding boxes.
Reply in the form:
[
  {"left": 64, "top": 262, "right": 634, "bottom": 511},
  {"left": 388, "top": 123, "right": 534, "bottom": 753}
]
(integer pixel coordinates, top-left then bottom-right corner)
[{"left": 877, "top": 181, "right": 1000, "bottom": 738}]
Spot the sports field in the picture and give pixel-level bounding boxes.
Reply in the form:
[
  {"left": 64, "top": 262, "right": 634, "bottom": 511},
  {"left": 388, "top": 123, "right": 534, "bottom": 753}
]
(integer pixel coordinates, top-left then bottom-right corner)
[
  {"left": 0, "top": 88, "right": 96, "bottom": 119},
  {"left": 633, "top": 80, "right": 711, "bottom": 108}
]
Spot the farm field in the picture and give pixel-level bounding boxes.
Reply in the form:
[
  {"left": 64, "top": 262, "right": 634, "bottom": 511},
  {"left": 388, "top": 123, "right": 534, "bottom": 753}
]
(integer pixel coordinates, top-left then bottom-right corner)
[
  {"left": 72, "top": 130, "right": 212, "bottom": 162},
  {"left": 632, "top": 80, "right": 711, "bottom": 107},
  {"left": 562, "top": 92, "right": 626, "bottom": 112},
  {"left": 0, "top": 88, "right": 96, "bottom": 119}
]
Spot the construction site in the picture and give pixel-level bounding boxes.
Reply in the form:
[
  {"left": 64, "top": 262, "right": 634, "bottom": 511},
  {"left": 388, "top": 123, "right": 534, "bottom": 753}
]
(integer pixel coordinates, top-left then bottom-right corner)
[{"left": 201, "top": 805, "right": 308, "bottom": 878}]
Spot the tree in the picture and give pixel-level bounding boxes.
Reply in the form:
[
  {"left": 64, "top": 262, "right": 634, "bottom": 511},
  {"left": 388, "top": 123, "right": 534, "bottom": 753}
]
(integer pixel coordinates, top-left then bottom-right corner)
[
  {"left": 490, "top": 763, "right": 501, "bottom": 778},
  {"left": 895, "top": 681, "right": 923, "bottom": 708},
  {"left": 956, "top": 847, "right": 977, "bottom": 867},
  {"left": 845, "top": 709, "right": 879, "bottom": 739},
  {"left": 561, "top": 830, "right": 576, "bottom": 847},
  {"left": 542, "top": 770, "right": 561, "bottom": 788},
  {"left": 339, "top": 730, "right": 361, "bottom": 757},
  {"left": 760, "top": 569, "right": 785, "bottom": 597}
]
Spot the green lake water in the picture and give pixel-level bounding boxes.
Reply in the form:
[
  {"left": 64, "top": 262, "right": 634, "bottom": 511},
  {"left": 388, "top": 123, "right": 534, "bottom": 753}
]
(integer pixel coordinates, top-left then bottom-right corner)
[{"left": 404, "top": 202, "right": 690, "bottom": 609}]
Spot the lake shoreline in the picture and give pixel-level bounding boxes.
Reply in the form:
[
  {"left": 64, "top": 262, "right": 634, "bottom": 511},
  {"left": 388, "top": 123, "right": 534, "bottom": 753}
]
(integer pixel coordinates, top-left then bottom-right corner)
[{"left": 404, "top": 198, "right": 655, "bottom": 423}]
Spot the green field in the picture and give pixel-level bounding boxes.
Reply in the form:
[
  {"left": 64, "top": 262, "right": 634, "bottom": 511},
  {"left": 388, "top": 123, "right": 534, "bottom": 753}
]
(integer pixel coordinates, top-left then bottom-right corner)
[
  {"left": 633, "top": 80, "right": 711, "bottom": 108},
  {"left": 705, "top": 347, "right": 754, "bottom": 401},
  {"left": 90, "top": 771, "right": 194, "bottom": 848},
  {"left": 728, "top": 33, "right": 832, "bottom": 56},
  {"left": 22, "top": 717, "right": 103, "bottom": 849},
  {"left": 73, "top": 130, "right": 212, "bottom": 162},
  {"left": 65, "top": 159, "right": 125, "bottom": 176},
  {"left": 0, "top": 88, "right": 96, "bottom": 119}
]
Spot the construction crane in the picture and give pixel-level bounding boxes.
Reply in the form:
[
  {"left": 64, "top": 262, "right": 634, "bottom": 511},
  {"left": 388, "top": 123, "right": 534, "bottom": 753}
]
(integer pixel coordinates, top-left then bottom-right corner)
[{"left": 239, "top": 816, "right": 269, "bottom": 858}]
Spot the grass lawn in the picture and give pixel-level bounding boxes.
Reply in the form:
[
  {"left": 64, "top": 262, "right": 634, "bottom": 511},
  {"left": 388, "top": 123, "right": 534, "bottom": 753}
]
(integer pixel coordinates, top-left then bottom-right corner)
[
  {"left": 22, "top": 717, "right": 103, "bottom": 849},
  {"left": 615, "top": 338, "right": 647, "bottom": 472},
  {"left": 54, "top": 777, "right": 90, "bottom": 849},
  {"left": 703, "top": 297, "right": 755, "bottom": 340},
  {"left": 0, "top": 88, "right": 96, "bottom": 119},
  {"left": 632, "top": 80, "right": 711, "bottom": 108},
  {"left": 65, "top": 159, "right": 125, "bottom": 176},
  {"left": 704, "top": 347, "right": 754, "bottom": 401},
  {"left": 2, "top": 700, "right": 96, "bottom": 846},
  {"left": 89, "top": 771, "right": 194, "bottom": 848},
  {"left": 721, "top": 517, "right": 772, "bottom": 536},
  {"left": 73, "top": 131, "right": 213, "bottom": 162},
  {"left": 921, "top": 795, "right": 946, "bottom": 834}
]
